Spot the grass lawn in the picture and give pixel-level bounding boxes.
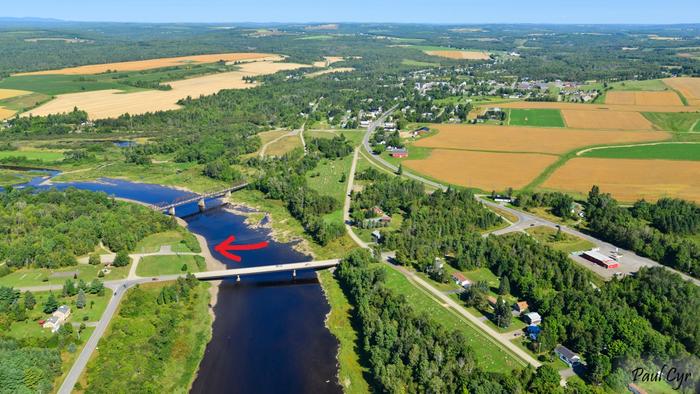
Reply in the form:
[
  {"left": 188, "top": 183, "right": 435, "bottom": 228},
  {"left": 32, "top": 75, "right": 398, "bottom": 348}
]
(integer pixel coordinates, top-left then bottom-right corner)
[
  {"left": 0, "top": 264, "right": 128, "bottom": 288},
  {"left": 581, "top": 142, "right": 700, "bottom": 161},
  {"left": 265, "top": 135, "right": 302, "bottom": 157},
  {"left": 643, "top": 112, "right": 700, "bottom": 132},
  {"left": 318, "top": 270, "right": 371, "bottom": 394},
  {"left": 508, "top": 109, "right": 565, "bottom": 127},
  {"left": 0, "top": 149, "right": 64, "bottom": 162},
  {"left": 525, "top": 226, "right": 596, "bottom": 254},
  {"left": 486, "top": 204, "right": 519, "bottom": 223},
  {"left": 136, "top": 255, "right": 206, "bottom": 277},
  {"left": 306, "top": 154, "right": 354, "bottom": 225},
  {"left": 134, "top": 230, "right": 201, "bottom": 253},
  {"left": 381, "top": 265, "right": 523, "bottom": 372}
]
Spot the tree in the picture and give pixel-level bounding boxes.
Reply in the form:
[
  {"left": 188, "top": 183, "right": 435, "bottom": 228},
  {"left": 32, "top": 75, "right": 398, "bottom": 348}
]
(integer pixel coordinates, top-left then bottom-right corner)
[
  {"left": 24, "top": 291, "right": 36, "bottom": 310},
  {"left": 113, "top": 250, "right": 131, "bottom": 267},
  {"left": 587, "top": 354, "right": 611, "bottom": 385},
  {"left": 43, "top": 293, "right": 59, "bottom": 314},
  {"left": 88, "top": 253, "right": 100, "bottom": 265},
  {"left": 181, "top": 263, "right": 188, "bottom": 272},
  {"left": 498, "top": 276, "right": 510, "bottom": 295},
  {"left": 494, "top": 296, "right": 512, "bottom": 328},
  {"left": 62, "top": 279, "right": 77, "bottom": 297},
  {"left": 339, "top": 173, "right": 346, "bottom": 183},
  {"left": 397, "top": 164, "right": 403, "bottom": 175},
  {"left": 89, "top": 279, "right": 104, "bottom": 294},
  {"left": 76, "top": 290, "right": 86, "bottom": 309},
  {"left": 529, "top": 365, "right": 562, "bottom": 394}
]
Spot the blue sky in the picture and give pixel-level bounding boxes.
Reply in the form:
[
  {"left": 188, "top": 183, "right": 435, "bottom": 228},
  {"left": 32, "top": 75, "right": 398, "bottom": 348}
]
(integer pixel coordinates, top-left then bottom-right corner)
[{"left": 2, "top": 0, "right": 699, "bottom": 24}]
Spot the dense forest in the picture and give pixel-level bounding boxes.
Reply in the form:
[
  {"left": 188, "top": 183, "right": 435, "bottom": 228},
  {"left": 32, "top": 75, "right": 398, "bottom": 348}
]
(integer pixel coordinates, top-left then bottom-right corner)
[
  {"left": 586, "top": 186, "right": 700, "bottom": 278},
  {"left": 0, "top": 188, "right": 176, "bottom": 270}
]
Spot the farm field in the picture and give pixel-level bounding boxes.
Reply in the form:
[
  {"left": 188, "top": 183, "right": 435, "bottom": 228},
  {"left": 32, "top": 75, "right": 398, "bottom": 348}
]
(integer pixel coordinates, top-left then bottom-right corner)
[
  {"left": 24, "top": 59, "right": 309, "bottom": 119},
  {"left": 0, "top": 88, "right": 31, "bottom": 99},
  {"left": 424, "top": 50, "right": 491, "bottom": 60},
  {"left": 493, "top": 100, "right": 700, "bottom": 113},
  {"left": 605, "top": 91, "right": 684, "bottom": 106},
  {"left": 542, "top": 157, "right": 700, "bottom": 202},
  {"left": 17, "top": 52, "right": 278, "bottom": 75},
  {"left": 580, "top": 142, "right": 700, "bottom": 161},
  {"left": 413, "top": 124, "right": 669, "bottom": 154},
  {"left": 403, "top": 149, "right": 557, "bottom": 190},
  {"left": 643, "top": 112, "right": 700, "bottom": 132},
  {"left": 0, "top": 107, "right": 14, "bottom": 119},
  {"left": 560, "top": 109, "right": 654, "bottom": 130},
  {"left": 306, "top": 67, "right": 354, "bottom": 77},
  {"left": 663, "top": 77, "right": 700, "bottom": 106},
  {"left": 508, "top": 108, "right": 565, "bottom": 127}
]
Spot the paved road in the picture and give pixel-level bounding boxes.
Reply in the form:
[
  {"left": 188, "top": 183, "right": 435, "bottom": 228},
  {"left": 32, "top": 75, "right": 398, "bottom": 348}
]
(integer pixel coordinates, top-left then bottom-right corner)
[{"left": 360, "top": 118, "right": 699, "bottom": 287}]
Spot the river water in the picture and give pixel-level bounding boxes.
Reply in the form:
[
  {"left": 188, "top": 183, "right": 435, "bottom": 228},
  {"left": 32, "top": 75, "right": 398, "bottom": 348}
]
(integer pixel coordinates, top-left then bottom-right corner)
[{"left": 5, "top": 170, "right": 341, "bottom": 394}]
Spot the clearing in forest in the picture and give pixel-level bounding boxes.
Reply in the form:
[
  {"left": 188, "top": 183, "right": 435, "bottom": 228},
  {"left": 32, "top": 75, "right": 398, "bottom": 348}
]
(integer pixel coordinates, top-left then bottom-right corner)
[
  {"left": 542, "top": 157, "right": 700, "bottom": 202},
  {"left": 23, "top": 60, "right": 308, "bottom": 119},
  {"left": 403, "top": 149, "right": 557, "bottom": 190},
  {"left": 560, "top": 109, "right": 654, "bottom": 130},
  {"left": 605, "top": 91, "right": 684, "bottom": 106},
  {"left": 265, "top": 135, "right": 302, "bottom": 157},
  {"left": 16, "top": 53, "right": 280, "bottom": 75},
  {"left": 508, "top": 108, "right": 565, "bottom": 127},
  {"left": 663, "top": 77, "right": 700, "bottom": 106},
  {"left": 413, "top": 124, "right": 668, "bottom": 154}
]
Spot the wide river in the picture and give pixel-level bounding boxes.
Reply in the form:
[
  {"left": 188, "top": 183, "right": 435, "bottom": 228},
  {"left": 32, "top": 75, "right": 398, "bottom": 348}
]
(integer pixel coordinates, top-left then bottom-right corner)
[{"left": 7, "top": 170, "right": 342, "bottom": 394}]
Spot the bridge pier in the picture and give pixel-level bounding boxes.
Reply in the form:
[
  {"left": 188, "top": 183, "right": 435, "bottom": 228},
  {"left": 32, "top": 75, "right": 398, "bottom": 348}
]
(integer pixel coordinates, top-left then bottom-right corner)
[
  {"left": 198, "top": 198, "right": 206, "bottom": 212},
  {"left": 292, "top": 269, "right": 296, "bottom": 279},
  {"left": 168, "top": 206, "right": 176, "bottom": 216},
  {"left": 225, "top": 191, "right": 232, "bottom": 199},
  {"left": 236, "top": 275, "right": 240, "bottom": 282}
]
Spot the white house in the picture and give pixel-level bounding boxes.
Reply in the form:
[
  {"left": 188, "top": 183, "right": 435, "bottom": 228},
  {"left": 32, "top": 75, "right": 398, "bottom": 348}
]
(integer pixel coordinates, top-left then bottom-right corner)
[
  {"left": 53, "top": 305, "right": 71, "bottom": 321},
  {"left": 555, "top": 345, "right": 581, "bottom": 367},
  {"left": 43, "top": 316, "right": 62, "bottom": 333},
  {"left": 524, "top": 312, "right": 542, "bottom": 325}
]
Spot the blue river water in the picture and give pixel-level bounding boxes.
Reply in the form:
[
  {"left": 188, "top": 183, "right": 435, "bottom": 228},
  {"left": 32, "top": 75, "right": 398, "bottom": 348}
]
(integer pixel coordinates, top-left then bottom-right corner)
[{"left": 5, "top": 169, "right": 341, "bottom": 394}]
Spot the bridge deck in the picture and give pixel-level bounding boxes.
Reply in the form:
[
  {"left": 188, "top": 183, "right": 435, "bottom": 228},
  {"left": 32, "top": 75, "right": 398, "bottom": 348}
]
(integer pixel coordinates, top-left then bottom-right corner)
[{"left": 191, "top": 259, "right": 340, "bottom": 280}]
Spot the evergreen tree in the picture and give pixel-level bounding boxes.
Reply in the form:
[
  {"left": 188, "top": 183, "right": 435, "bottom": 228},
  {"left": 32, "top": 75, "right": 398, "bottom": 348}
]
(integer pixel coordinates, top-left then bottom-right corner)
[
  {"left": 43, "top": 293, "right": 59, "bottom": 314},
  {"left": 76, "top": 290, "right": 86, "bottom": 309},
  {"left": 88, "top": 253, "right": 100, "bottom": 265},
  {"left": 62, "top": 279, "right": 77, "bottom": 297},
  {"left": 23, "top": 291, "right": 36, "bottom": 310},
  {"left": 113, "top": 250, "right": 131, "bottom": 267},
  {"left": 498, "top": 276, "right": 510, "bottom": 295}
]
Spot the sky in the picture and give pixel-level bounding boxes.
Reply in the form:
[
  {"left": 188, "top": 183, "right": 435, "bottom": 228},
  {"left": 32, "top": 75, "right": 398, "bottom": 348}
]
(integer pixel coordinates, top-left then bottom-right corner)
[{"left": 2, "top": 0, "right": 699, "bottom": 24}]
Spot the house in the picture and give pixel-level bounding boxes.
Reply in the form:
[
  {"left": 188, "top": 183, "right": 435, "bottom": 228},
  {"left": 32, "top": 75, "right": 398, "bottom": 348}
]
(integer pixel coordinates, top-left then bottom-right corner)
[
  {"left": 359, "top": 120, "right": 371, "bottom": 128},
  {"left": 524, "top": 312, "right": 542, "bottom": 325},
  {"left": 53, "top": 305, "right": 71, "bottom": 321},
  {"left": 371, "top": 206, "right": 385, "bottom": 216},
  {"left": 451, "top": 272, "right": 471, "bottom": 288},
  {"left": 371, "top": 230, "right": 382, "bottom": 242},
  {"left": 554, "top": 345, "right": 581, "bottom": 367},
  {"left": 514, "top": 301, "right": 529, "bottom": 314},
  {"left": 581, "top": 250, "right": 619, "bottom": 269},
  {"left": 493, "top": 195, "right": 512, "bottom": 203},
  {"left": 42, "top": 316, "right": 62, "bottom": 333},
  {"left": 527, "top": 325, "right": 541, "bottom": 341},
  {"left": 390, "top": 148, "right": 408, "bottom": 158},
  {"left": 488, "top": 296, "right": 506, "bottom": 308}
]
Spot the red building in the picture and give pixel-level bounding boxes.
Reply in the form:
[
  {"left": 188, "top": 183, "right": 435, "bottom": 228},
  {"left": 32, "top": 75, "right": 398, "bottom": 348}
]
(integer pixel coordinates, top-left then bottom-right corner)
[{"left": 582, "top": 250, "right": 619, "bottom": 269}]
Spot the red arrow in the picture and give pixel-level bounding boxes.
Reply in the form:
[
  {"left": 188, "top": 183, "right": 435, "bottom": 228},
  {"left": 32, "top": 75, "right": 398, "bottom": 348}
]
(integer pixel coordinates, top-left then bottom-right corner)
[{"left": 214, "top": 235, "right": 269, "bottom": 262}]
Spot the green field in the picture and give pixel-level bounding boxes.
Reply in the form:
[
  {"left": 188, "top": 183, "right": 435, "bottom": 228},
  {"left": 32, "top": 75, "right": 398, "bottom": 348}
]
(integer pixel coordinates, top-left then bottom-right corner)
[
  {"left": 643, "top": 112, "right": 700, "bottom": 132},
  {"left": 0, "top": 91, "right": 51, "bottom": 112},
  {"left": 381, "top": 265, "right": 523, "bottom": 372},
  {"left": 582, "top": 143, "right": 700, "bottom": 161},
  {"left": 0, "top": 74, "right": 137, "bottom": 96},
  {"left": 0, "top": 149, "right": 65, "bottom": 162},
  {"left": 583, "top": 79, "right": 669, "bottom": 91},
  {"left": 0, "top": 264, "right": 128, "bottom": 288},
  {"left": 508, "top": 108, "right": 565, "bottom": 127},
  {"left": 401, "top": 59, "right": 440, "bottom": 67},
  {"left": 136, "top": 255, "right": 206, "bottom": 277},
  {"left": 134, "top": 230, "right": 201, "bottom": 253},
  {"left": 306, "top": 153, "right": 354, "bottom": 224},
  {"left": 525, "top": 226, "right": 596, "bottom": 254}
]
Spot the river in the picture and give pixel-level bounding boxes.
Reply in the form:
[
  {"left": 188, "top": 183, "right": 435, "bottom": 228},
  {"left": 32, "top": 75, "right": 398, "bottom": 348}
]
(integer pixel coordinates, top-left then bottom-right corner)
[{"left": 5, "top": 169, "right": 342, "bottom": 394}]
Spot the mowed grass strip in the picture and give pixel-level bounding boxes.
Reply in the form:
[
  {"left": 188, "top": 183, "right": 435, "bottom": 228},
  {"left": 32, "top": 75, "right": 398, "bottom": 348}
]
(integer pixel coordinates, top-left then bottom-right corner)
[
  {"left": 381, "top": 266, "right": 522, "bottom": 372},
  {"left": 136, "top": 255, "right": 206, "bottom": 277},
  {"left": 0, "top": 150, "right": 65, "bottom": 162},
  {"left": 508, "top": 108, "right": 565, "bottom": 127},
  {"left": 542, "top": 157, "right": 700, "bottom": 202},
  {"left": 581, "top": 143, "right": 700, "bottom": 161},
  {"left": 525, "top": 226, "right": 596, "bottom": 254}
]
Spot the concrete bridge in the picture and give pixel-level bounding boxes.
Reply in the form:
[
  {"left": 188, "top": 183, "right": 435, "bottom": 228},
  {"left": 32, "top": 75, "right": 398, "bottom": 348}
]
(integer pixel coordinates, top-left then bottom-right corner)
[{"left": 150, "top": 182, "right": 248, "bottom": 215}]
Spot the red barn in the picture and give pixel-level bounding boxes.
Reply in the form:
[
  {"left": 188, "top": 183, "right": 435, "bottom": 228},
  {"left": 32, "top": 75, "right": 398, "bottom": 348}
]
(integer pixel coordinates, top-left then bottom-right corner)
[{"left": 582, "top": 250, "right": 619, "bottom": 269}]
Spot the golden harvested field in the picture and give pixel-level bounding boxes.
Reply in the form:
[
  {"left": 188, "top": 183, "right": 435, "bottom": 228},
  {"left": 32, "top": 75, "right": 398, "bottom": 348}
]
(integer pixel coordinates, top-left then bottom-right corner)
[
  {"left": 663, "top": 77, "right": 700, "bottom": 106},
  {"left": 542, "top": 158, "right": 700, "bottom": 202},
  {"left": 561, "top": 109, "right": 654, "bottom": 130},
  {"left": 16, "top": 53, "right": 280, "bottom": 75},
  {"left": 494, "top": 100, "right": 700, "bottom": 113},
  {"left": 605, "top": 91, "right": 684, "bottom": 106},
  {"left": 0, "top": 107, "right": 15, "bottom": 120},
  {"left": 424, "top": 50, "right": 491, "bottom": 60},
  {"left": 311, "top": 56, "right": 346, "bottom": 68},
  {"left": 404, "top": 149, "right": 557, "bottom": 190},
  {"left": 413, "top": 124, "right": 668, "bottom": 154},
  {"left": 24, "top": 60, "right": 308, "bottom": 119},
  {"left": 0, "top": 88, "right": 31, "bottom": 100}
]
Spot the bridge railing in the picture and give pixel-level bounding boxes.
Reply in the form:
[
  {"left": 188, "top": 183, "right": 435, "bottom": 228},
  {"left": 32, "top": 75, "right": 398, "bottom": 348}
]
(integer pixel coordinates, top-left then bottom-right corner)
[{"left": 150, "top": 182, "right": 249, "bottom": 210}]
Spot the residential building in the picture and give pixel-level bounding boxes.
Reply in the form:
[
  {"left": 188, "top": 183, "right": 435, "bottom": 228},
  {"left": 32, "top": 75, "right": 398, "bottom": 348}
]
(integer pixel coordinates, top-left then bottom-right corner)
[
  {"left": 451, "top": 272, "right": 471, "bottom": 287},
  {"left": 524, "top": 312, "right": 542, "bottom": 325},
  {"left": 514, "top": 301, "right": 529, "bottom": 314},
  {"left": 42, "top": 316, "right": 62, "bottom": 333},
  {"left": 53, "top": 305, "right": 71, "bottom": 321},
  {"left": 555, "top": 344, "right": 581, "bottom": 367}
]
